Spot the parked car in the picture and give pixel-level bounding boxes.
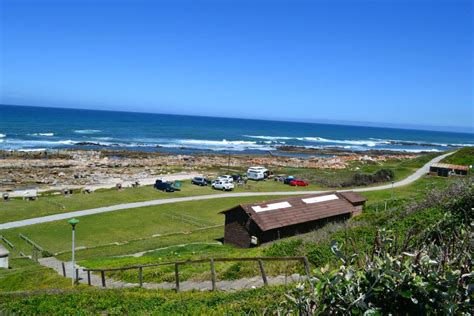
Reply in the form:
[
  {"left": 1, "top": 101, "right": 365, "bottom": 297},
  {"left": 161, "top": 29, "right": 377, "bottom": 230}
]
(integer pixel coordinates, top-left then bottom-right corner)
[
  {"left": 231, "top": 174, "right": 243, "bottom": 182},
  {"left": 212, "top": 180, "right": 234, "bottom": 191},
  {"left": 192, "top": 177, "right": 208, "bottom": 186},
  {"left": 218, "top": 175, "right": 234, "bottom": 182},
  {"left": 289, "top": 179, "right": 309, "bottom": 187},
  {"left": 154, "top": 179, "right": 175, "bottom": 192},
  {"left": 284, "top": 176, "right": 295, "bottom": 184}
]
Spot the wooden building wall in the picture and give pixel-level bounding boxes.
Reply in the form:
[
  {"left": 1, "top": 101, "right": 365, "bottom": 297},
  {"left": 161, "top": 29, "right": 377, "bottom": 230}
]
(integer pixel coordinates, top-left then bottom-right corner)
[{"left": 223, "top": 208, "right": 351, "bottom": 248}]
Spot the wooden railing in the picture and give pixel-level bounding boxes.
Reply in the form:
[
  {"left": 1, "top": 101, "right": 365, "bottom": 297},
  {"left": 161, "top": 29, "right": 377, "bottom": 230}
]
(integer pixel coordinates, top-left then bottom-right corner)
[{"left": 82, "top": 256, "right": 311, "bottom": 291}]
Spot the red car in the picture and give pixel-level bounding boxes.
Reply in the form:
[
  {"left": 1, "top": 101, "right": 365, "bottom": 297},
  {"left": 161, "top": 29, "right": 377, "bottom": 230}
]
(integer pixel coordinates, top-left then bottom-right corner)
[{"left": 290, "top": 179, "right": 309, "bottom": 186}]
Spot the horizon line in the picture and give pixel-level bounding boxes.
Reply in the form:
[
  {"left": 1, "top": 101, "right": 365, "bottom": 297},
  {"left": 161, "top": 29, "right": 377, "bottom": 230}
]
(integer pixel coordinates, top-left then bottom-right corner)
[{"left": 1, "top": 103, "right": 472, "bottom": 135}]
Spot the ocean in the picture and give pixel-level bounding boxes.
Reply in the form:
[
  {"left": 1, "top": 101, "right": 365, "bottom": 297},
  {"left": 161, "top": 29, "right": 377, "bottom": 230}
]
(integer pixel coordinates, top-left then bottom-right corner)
[{"left": 0, "top": 104, "right": 472, "bottom": 155}]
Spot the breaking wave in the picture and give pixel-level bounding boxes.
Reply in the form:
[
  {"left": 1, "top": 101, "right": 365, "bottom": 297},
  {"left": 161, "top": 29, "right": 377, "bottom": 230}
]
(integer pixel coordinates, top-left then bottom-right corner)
[
  {"left": 0, "top": 139, "right": 76, "bottom": 150},
  {"left": 74, "top": 129, "right": 101, "bottom": 134},
  {"left": 244, "top": 135, "right": 472, "bottom": 149},
  {"left": 0, "top": 134, "right": 5, "bottom": 138},
  {"left": 29, "top": 132, "right": 55, "bottom": 136}
]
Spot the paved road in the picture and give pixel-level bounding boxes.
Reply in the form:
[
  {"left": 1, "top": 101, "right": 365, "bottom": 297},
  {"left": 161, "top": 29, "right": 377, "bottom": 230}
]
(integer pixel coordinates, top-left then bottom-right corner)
[{"left": 0, "top": 152, "right": 453, "bottom": 231}]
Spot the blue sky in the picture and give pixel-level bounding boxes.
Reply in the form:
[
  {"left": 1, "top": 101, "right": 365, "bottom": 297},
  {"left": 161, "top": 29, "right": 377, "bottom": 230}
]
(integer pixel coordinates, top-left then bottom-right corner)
[{"left": 0, "top": 0, "right": 472, "bottom": 131}]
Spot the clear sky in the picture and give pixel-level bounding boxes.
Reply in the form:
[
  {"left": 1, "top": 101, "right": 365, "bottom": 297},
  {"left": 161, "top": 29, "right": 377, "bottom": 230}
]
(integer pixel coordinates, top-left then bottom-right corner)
[{"left": 0, "top": 0, "right": 472, "bottom": 131}]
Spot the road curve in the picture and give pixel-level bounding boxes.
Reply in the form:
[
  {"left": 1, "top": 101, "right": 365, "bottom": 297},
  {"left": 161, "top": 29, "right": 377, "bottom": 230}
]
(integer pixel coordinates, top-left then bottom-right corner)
[{"left": 0, "top": 152, "right": 453, "bottom": 230}]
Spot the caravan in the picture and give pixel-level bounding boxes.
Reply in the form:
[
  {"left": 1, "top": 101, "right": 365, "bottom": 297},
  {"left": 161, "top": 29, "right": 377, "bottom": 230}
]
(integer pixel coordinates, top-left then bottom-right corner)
[{"left": 247, "top": 166, "right": 269, "bottom": 181}]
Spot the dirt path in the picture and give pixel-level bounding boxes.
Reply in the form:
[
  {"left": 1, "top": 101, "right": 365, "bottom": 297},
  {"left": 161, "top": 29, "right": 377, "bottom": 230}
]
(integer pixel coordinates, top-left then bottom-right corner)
[{"left": 0, "top": 152, "right": 453, "bottom": 230}]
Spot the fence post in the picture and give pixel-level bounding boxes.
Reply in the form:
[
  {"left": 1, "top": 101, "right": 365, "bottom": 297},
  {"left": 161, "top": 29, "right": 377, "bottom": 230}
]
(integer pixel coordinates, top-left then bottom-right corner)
[
  {"left": 101, "top": 270, "right": 106, "bottom": 287},
  {"left": 138, "top": 267, "right": 143, "bottom": 288},
  {"left": 303, "top": 257, "right": 314, "bottom": 291},
  {"left": 75, "top": 268, "right": 79, "bottom": 284},
  {"left": 257, "top": 259, "right": 268, "bottom": 286},
  {"left": 303, "top": 257, "right": 311, "bottom": 278},
  {"left": 61, "top": 261, "right": 66, "bottom": 277},
  {"left": 174, "top": 263, "right": 180, "bottom": 292},
  {"left": 87, "top": 271, "right": 91, "bottom": 286},
  {"left": 210, "top": 259, "right": 216, "bottom": 291}
]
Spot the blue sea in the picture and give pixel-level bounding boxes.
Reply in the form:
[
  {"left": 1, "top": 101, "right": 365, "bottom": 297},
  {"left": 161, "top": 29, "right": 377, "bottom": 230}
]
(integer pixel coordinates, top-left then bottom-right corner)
[{"left": 0, "top": 104, "right": 473, "bottom": 155}]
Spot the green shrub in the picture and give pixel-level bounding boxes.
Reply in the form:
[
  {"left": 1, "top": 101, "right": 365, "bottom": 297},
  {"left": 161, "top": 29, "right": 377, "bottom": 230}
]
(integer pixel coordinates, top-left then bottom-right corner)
[{"left": 283, "top": 181, "right": 473, "bottom": 315}]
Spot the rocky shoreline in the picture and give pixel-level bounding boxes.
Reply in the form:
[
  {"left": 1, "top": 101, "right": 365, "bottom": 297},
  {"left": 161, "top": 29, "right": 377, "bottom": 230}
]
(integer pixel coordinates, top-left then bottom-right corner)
[{"left": 0, "top": 149, "right": 420, "bottom": 191}]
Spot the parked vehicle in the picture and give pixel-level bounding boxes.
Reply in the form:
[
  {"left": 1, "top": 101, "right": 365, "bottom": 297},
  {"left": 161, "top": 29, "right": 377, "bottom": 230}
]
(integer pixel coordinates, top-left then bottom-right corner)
[
  {"left": 154, "top": 179, "right": 175, "bottom": 192},
  {"left": 218, "top": 175, "right": 234, "bottom": 182},
  {"left": 212, "top": 180, "right": 234, "bottom": 191},
  {"left": 289, "top": 179, "right": 309, "bottom": 187},
  {"left": 231, "top": 174, "right": 243, "bottom": 182},
  {"left": 247, "top": 166, "right": 268, "bottom": 181},
  {"left": 172, "top": 181, "right": 182, "bottom": 191},
  {"left": 274, "top": 175, "right": 286, "bottom": 182},
  {"left": 192, "top": 177, "right": 208, "bottom": 186},
  {"left": 284, "top": 176, "right": 295, "bottom": 184}
]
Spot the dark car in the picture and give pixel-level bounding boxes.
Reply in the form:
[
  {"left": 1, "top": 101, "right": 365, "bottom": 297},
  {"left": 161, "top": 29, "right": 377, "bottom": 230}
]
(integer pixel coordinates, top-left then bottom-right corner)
[
  {"left": 274, "top": 175, "right": 286, "bottom": 182},
  {"left": 192, "top": 177, "right": 208, "bottom": 186},
  {"left": 284, "top": 176, "right": 295, "bottom": 184},
  {"left": 232, "top": 174, "right": 243, "bottom": 181},
  {"left": 154, "top": 179, "right": 175, "bottom": 192}
]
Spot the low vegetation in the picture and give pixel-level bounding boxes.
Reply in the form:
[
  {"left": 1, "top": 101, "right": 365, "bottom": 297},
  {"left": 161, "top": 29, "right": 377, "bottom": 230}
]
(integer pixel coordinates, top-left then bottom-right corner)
[
  {"left": 284, "top": 180, "right": 473, "bottom": 314},
  {"left": 441, "top": 146, "right": 474, "bottom": 166}
]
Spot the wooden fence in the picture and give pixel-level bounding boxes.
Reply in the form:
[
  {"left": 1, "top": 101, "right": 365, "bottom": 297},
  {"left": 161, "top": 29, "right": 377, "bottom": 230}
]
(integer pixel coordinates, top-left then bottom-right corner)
[{"left": 82, "top": 256, "right": 311, "bottom": 292}]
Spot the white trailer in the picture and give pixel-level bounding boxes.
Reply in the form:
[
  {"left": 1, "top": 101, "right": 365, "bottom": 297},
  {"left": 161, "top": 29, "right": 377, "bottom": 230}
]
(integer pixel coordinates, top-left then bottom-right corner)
[{"left": 247, "top": 166, "right": 268, "bottom": 181}]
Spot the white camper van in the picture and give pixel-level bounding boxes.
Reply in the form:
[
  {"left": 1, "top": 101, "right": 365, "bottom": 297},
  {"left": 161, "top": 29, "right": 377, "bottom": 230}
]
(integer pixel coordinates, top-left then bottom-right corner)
[{"left": 247, "top": 166, "right": 268, "bottom": 181}]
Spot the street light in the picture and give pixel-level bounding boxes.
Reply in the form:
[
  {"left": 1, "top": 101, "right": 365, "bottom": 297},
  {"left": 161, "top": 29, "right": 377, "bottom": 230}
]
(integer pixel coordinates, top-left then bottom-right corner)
[{"left": 68, "top": 218, "right": 79, "bottom": 285}]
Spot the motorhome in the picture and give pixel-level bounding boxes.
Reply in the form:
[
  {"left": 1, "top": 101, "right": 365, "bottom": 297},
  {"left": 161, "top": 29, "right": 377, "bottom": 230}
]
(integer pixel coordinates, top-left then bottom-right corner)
[{"left": 247, "top": 166, "right": 269, "bottom": 181}]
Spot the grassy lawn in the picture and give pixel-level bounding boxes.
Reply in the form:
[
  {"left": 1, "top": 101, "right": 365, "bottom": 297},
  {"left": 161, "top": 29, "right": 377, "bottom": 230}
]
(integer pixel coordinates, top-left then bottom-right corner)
[
  {"left": 0, "top": 152, "right": 440, "bottom": 224},
  {"left": 0, "top": 184, "right": 221, "bottom": 224},
  {"left": 0, "top": 286, "right": 289, "bottom": 314},
  {"left": 0, "top": 195, "right": 290, "bottom": 257},
  {"left": 0, "top": 258, "right": 77, "bottom": 292}
]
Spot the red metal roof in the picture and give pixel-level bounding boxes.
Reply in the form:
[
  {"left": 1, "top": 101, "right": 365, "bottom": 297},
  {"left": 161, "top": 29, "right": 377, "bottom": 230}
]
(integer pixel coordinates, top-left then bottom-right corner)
[{"left": 222, "top": 192, "right": 362, "bottom": 231}]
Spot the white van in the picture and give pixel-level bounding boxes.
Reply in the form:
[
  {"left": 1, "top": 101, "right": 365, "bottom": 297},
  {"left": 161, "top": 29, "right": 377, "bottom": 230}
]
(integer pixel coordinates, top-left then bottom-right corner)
[{"left": 247, "top": 166, "right": 268, "bottom": 181}]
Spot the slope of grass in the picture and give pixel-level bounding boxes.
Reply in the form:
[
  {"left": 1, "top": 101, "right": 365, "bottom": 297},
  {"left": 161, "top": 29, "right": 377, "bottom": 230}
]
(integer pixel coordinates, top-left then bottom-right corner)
[
  {"left": 0, "top": 286, "right": 288, "bottom": 314},
  {"left": 441, "top": 147, "right": 474, "bottom": 166},
  {"left": 0, "top": 258, "right": 76, "bottom": 292}
]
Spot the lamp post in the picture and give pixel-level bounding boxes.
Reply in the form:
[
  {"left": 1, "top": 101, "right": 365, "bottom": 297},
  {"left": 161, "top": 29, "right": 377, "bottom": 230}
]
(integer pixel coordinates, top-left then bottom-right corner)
[
  {"left": 391, "top": 181, "right": 395, "bottom": 200},
  {"left": 68, "top": 218, "right": 79, "bottom": 285}
]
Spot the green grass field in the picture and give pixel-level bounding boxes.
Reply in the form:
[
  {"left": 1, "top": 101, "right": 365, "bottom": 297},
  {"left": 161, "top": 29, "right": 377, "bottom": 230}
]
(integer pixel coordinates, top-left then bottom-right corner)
[
  {"left": 0, "top": 152, "right": 440, "bottom": 224},
  {"left": 0, "top": 195, "right": 289, "bottom": 258}
]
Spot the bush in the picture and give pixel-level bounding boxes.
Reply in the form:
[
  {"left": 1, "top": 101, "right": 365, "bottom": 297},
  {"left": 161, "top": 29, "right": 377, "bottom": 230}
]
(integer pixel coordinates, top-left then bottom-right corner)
[
  {"left": 350, "top": 168, "right": 395, "bottom": 186},
  {"left": 41, "top": 250, "right": 54, "bottom": 258},
  {"left": 283, "top": 181, "right": 474, "bottom": 315}
]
